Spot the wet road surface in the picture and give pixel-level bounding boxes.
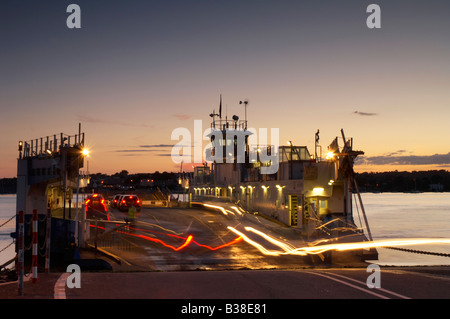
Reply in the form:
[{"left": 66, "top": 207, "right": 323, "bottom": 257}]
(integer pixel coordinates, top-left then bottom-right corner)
[{"left": 98, "top": 205, "right": 348, "bottom": 271}]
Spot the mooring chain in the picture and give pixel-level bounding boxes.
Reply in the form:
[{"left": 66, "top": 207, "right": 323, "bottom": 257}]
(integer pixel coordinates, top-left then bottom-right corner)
[
  {"left": 0, "top": 240, "right": 15, "bottom": 254},
  {"left": 0, "top": 215, "right": 15, "bottom": 228},
  {"left": 385, "top": 246, "right": 450, "bottom": 258}
]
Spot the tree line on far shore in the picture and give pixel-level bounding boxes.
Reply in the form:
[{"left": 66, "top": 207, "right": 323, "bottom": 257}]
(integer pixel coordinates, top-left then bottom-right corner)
[
  {"left": 355, "top": 170, "right": 450, "bottom": 193},
  {"left": 1, "top": 170, "right": 449, "bottom": 194}
]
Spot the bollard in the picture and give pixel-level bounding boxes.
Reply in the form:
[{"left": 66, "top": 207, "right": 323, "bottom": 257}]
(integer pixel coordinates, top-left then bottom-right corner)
[
  {"left": 32, "top": 209, "right": 38, "bottom": 283},
  {"left": 18, "top": 211, "right": 24, "bottom": 296}
]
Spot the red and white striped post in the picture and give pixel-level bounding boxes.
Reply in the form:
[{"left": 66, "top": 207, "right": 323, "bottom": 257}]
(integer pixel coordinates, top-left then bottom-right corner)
[
  {"left": 32, "top": 209, "right": 38, "bottom": 283},
  {"left": 18, "top": 211, "right": 24, "bottom": 296},
  {"left": 45, "top": 208, "right": 51, "bottom": 273}
]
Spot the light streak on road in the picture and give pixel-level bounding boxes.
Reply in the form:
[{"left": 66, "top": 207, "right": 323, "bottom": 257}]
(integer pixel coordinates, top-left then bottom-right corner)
[
  {"left": 89, "top": 219, "right": 450, "bottom": 257},
  {"left": 203, "top": 203, "right": 235, "bottom": 216},
  {"left": 244, "top": 227, "right": 295, "bottom": 252},
  {"left": 175, "top": 234, "right": 193, "bottom": 251},
  {"left": 112, "top": 226, "right": 243, "bottom": 252},
  {"left": 125, "top": 225, "right": 185, "bottom": 239},
  {"left": 230, "top": 206, "right": 244, "bottom": 215},
  {"left": 228, "top": 226, "right": 450, "bottom": 256},
  {"left": 115, "top": 229, "right": 193, "bottom": 251},
  {"left": 296, "top": 238, "right": 450, "bottom": 255},
  {"left": 135, "top": 220, "right": 183, "bottom": 236},
  {"left": 227, "top": 226, "right": 283, "bottom": 256},
  {"left": 193, "top": 236, "right": 243, "bottom": 250}
]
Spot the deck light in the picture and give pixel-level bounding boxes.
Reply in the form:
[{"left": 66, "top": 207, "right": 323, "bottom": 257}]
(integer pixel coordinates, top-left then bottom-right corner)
[
  {"left": 82, "top": 148, "right": 90, "bottom": 157},
  {"left": 313, "top": 187, "right": 324, "bottom": 194}
]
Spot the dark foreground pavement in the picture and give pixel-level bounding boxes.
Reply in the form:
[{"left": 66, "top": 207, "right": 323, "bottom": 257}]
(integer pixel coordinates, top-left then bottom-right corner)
[{"left": 2, "top": 266, "right": 450, "bottom": 300}]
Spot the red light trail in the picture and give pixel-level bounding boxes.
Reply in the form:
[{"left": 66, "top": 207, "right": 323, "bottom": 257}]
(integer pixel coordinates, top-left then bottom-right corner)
[{"left": 90, "top": 223, "right": 243, "bottom": 252}]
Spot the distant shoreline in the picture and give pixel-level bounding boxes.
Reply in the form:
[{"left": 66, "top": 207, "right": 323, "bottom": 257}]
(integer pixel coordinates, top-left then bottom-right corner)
[
  {"left": 1, "top": 169, "right": 449, "bottom": 194},
  {"left": 1, "top": 191, "right": 449, "bottom": 196}
]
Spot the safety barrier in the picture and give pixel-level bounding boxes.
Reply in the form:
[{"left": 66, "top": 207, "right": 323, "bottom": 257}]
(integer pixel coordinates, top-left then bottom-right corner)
[
  {"left": 84, "top": 220, "right": 130, "bottom": 253},
  {"left": 1, "top": 209, "right": 54, "bottom": 295}
]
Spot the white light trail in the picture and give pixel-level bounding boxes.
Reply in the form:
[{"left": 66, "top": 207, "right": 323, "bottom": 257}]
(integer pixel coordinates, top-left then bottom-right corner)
[
  {"left": 228, "top": 226, "right": 450, "bottom": 257},
  {"left": 227, "top": 226, "right": 284, "bottom": 256},
  {"left": 204, "top": 203, "right": 235, "bottom": 216}
]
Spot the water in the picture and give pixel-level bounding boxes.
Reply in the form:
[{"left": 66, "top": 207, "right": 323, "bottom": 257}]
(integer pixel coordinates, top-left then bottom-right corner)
[
  {"left": 0, "top": 195, "right": 16, "bottom": 269},
  {"left": 355, "top": 193, "right": 450, "bottom": 266},
  {"left": 1, "top": 193, "right": 450, "bottom": 268},
  {"left": 359, "top": 193, "right": 450, "bottom": 239}
]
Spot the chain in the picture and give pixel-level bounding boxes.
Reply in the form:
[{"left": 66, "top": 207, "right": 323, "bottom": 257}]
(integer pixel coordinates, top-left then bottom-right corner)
[
  {"left": 0, "top": 215, "right": 15, "bottom": 228},
  {"left": 0, "top": 239, "right": 15, "bottom": 254},
  {"left": 385, "top": 246, "right": 450, "bottom": 258}
]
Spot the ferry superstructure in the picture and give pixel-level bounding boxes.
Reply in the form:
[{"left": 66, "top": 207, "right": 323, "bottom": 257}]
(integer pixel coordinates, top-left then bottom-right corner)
[
  {"left": 15, "top": 125, "right": 90, "bottom": 265},
  {"left": 189, "top": 104, "right": 377, "bottom": 259}
]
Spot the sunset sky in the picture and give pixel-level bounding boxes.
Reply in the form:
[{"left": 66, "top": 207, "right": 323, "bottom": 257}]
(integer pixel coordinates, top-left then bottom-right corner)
[{"left": 1, "top": 0, "right": 449, "bottom": 178}]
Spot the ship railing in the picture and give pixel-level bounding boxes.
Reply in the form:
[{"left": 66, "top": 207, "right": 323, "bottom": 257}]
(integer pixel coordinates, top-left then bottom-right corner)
[
  {"left": 246, "top": 144, "right": 277, "bottom": 165},
  {"left": 247, "top": 145, "right": 313, "bottom": 162},
  {"left": 210, "top": 119, "right": 248, "bottom": 131},
  {"left": 78, "top": 170, "right": 90, "bottom": 179},
  {"left": 21, "top": 132, "right": 85, "bottom": 159},
  {"left": 248, "top": 145, "right": 275, "bottom": 156}
]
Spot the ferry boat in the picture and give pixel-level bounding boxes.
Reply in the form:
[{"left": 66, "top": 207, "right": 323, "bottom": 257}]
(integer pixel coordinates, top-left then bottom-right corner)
[
  {"left": 15, "top": 125, "right": 90, "bottom": 266},
  {"left": 188, "top": 102, "right": 377, "bottom": 260}
]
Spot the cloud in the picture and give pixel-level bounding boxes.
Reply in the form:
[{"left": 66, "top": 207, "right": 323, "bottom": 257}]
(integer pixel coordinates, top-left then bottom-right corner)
[
  {"left": 384, "top": 150, "right": 408, "bottom": 157},
  {"left": 113, "top": 144, "right": 187, "bottom": 155},
  {"left": 117, "top": 153, "right": 145, "bottom": 157},
  {"left": 354, "top": 111, "right": 378, "bottom": 116},
  {"left": 115, "top": 149, "right": 158, "bottom": 153},
  {"left": 357, "top": 152, "right": 450, "bottom": 166},
  {"left": 155, "top": 153, "right": 174, "bottom": 157},
  {"left": 139, "top": 144, "right": 175, "bottom": 148},
  {"left": 114, "top": 149, "right": 158, "bottom": 156},
  {"left": 173, "top": 114, "right": 191, "bottom": 121}
]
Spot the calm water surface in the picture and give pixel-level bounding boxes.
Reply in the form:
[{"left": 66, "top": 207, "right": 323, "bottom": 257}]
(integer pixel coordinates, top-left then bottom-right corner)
[
  {"left": 0, "top": 195, "right": 16, "bottom": 268},
  {"left": 356, "top": 193, "right": 450, "bottom": 266}
]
